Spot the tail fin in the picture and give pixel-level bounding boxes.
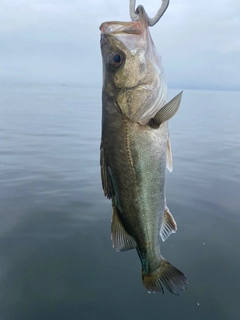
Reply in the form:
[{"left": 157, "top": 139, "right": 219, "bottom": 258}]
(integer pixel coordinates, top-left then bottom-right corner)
[{"left": 142, "top": 257, "right": 188, "bottom": 295}]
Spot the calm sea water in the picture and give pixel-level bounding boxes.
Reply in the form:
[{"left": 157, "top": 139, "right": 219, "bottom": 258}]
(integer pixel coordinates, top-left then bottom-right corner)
[{"left": 0, "top": 84, "right": 240, "bottom": 320}]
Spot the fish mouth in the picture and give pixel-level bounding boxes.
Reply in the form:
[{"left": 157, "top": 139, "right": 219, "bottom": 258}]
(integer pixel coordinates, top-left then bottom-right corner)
[
  {"left": 100, "top": 21, "right": 143, "bottom": 35},
  {"left": 100, "top": 19, "right": 150, "bottom": 54},
  {"left": 100, "top": 5, "right": 149, "bottom": 35}
]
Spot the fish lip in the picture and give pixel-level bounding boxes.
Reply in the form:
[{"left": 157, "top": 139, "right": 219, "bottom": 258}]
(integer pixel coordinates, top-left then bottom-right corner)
[
  {"left": 100, "top": 5, "right": 149, "bottom": 34},
  {"left": 100, "top": 21, "right": 143, "bottom": 35}
]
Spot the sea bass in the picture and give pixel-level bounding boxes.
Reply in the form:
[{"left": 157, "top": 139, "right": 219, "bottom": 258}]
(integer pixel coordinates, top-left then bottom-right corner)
[{"left": 100, "top": 1, "right": 187, "bottom": 294}]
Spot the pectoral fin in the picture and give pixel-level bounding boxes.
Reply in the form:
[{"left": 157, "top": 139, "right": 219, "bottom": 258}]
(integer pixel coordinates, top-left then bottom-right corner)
[
  {"left": 149, "top": 91, "right": 183, "bottom": 129},
  {"left": 100, "top": 143, "right": 113, "bottom": 199},
  {"left": 166, "top": 137, "right": 173, "bottom": 172},
  {"left": 111, "top": 205, "right": 137, "bottom": 252},
  {"left": 160, "top": 207, "right": 177, "bottom": 242}
]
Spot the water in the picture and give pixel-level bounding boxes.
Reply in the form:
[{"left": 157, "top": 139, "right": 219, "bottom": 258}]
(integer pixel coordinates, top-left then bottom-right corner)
[{"left": 0, "top": 84, "right": 240, "bottom": 320}]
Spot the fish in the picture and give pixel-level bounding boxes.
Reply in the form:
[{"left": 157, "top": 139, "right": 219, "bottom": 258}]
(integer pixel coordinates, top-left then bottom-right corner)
[{"left": 99, "top": 3, "right": 187, "bottom": 294}]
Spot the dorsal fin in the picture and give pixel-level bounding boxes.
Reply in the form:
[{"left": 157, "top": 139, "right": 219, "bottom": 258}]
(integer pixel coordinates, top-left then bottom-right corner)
[
  {"left": 111, "top": 205, "right": 137, "bottom": 252},
  {"left": 100, "top": 143, "right": 114, "bottom": 199}
]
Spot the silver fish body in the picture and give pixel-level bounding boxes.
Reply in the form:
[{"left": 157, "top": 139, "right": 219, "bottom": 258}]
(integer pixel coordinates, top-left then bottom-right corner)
[{"left": 100, "top": 8, "right": 187, "bottom": 295}]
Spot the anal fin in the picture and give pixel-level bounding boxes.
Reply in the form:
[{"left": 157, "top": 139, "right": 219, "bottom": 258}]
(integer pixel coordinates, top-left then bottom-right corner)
[
  {"left": 111, "top": 205, "right": 137, "bottom": 252},
  {"left": 160, "top": 207, "right": 177, "bottom": 242}
]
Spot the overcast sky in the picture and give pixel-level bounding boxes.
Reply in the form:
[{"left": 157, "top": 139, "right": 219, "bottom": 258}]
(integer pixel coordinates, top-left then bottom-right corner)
[{"left": 0, "top": 0, "right": 239, "bottom": 90}]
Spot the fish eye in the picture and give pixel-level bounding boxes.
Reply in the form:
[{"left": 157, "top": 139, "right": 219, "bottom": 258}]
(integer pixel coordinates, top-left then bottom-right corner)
[
  {"left": 113, "top": 54, "right": 121, "bottom": 63},
  {"left": 107, "top": 51, "right": 125, "bottom": 70}
]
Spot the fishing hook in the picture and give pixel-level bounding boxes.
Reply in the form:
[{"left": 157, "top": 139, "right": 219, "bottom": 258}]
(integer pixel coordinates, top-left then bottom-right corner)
[{"left": 129, "top": 0, "right": 170, "bottom": 26}]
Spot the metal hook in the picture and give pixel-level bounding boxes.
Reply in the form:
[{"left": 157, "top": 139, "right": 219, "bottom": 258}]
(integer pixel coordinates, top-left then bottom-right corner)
[{"left": 129, "top": 0, "right": 170, "bottom": 26}]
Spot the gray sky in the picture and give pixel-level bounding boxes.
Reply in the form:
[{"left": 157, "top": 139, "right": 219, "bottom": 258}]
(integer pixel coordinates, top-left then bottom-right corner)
[{"left": 0, "top": 0, "right": 239, "bottom": 90}]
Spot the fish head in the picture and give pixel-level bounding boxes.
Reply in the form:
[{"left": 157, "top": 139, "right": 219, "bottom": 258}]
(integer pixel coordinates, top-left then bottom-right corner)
[{"left": 100, "top": 7, "right": 167, "bottom": 125}]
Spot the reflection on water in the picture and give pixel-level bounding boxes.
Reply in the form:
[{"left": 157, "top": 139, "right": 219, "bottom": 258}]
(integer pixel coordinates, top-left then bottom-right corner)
[{"left": 0, "top": 84, "right": 240, "bottom": 320}]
